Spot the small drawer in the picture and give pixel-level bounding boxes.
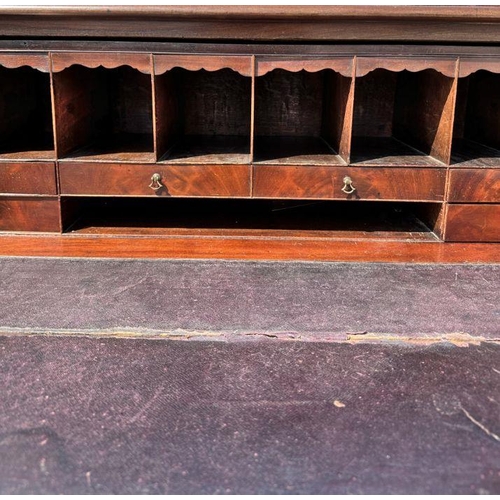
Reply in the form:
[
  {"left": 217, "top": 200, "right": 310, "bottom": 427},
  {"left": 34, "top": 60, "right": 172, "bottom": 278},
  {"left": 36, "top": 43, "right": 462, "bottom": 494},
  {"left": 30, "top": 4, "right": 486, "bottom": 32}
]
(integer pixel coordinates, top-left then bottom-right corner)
[
  {"left": 449, "top": 169, "right": 500, "bottom": 203},
  {"left": 0, "top": 197, "right": 61, "bottom": 232},
  {"left": 253, "top": 166, "right": 446, "bottom": 201},
  {"left": 0, "top": 162, "right": 57, "bottom": 195},
  {"left": 446, "top": 204, "right": 500, "bottom": 242},
  {"left": 59, "top": 163, "right": 251, "bottom": 198}
]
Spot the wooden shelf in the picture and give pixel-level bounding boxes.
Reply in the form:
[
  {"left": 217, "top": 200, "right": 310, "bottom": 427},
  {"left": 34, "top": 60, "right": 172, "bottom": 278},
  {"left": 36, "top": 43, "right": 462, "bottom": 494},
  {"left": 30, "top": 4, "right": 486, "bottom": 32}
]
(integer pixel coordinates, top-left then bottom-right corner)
[
  {"left": 253, "top": 136, "right": 345, "bottom": 166},
  {"left": 451, "top": 139, "right": 500, "bottom": 168},
  {"left": 160, "top": 135, "right": 250, "bottom": 164},
  {"left": 59, "top": 133, "right": 155, "bottom": 163},
  {"left": 350, "top": 137, "right": 445, "bottom": 167}
]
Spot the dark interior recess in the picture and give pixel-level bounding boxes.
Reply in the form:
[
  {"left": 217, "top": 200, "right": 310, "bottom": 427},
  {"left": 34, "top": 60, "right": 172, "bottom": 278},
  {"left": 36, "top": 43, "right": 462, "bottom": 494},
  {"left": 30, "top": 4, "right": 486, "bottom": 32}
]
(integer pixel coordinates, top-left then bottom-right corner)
[
  {"left": 351, "top": 69, "right": 453, "bottom": 166},
  {"left": 156, "top": 68, "right": 251, "bottom": 164},
  {"left": 0, "top": 67, "right": 54, "bottom": 159},
  {"left": 61, "top": 197, "right": 442, "bottom": 241},
  {"left": 254, "top": 69, "right": 350, "bottom": 165},
  {"left": 452, "top": 70, "right": 500, "bottom": 167},
  {"left": 54, "top": 65, "right": 154, "bottom": 161}
]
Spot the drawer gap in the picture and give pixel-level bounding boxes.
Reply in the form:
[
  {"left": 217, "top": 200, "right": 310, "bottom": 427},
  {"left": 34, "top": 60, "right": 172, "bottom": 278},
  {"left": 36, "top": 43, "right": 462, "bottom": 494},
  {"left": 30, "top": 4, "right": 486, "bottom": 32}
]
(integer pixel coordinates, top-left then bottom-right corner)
[{"left": 61, "top": 197, "right": 442, "bottom": 242}]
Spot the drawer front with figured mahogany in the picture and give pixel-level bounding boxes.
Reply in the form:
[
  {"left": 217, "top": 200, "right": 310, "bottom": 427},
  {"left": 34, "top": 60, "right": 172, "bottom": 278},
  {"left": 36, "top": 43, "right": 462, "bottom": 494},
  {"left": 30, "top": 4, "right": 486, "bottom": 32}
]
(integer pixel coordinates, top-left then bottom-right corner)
[
  {"left": 446, "top": 204, "right": 500, "bottom": 242},
  {"left": 253, "top": 166, "right": 446, "bottom": 201},
  {"left": 59, "top": 163, "right": 251, "bottom": 198},
  {"left": 449, "top": 169, "right": 500, "bottom": 203},
  {"left": 0, "top": 197, "right": 61, "bottom": 232},
  {"left": 0, "top": 163, "right": 57, "bottom": 195}
]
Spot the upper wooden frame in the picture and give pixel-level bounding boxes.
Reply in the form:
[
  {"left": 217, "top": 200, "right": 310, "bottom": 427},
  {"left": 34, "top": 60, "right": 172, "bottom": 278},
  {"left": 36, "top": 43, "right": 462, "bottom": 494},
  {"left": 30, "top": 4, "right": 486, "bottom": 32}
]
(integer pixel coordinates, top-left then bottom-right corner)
[{"left": 1, "top": 7, "right": 500, "bottom": 43}]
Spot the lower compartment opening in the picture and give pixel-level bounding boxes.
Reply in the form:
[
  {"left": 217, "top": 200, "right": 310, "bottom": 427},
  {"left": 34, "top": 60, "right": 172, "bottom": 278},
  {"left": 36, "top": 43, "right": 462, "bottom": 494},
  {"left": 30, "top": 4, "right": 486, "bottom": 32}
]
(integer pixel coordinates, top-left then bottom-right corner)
[{"left": 61, "top": 198, "right": 443, "bottom": 241}]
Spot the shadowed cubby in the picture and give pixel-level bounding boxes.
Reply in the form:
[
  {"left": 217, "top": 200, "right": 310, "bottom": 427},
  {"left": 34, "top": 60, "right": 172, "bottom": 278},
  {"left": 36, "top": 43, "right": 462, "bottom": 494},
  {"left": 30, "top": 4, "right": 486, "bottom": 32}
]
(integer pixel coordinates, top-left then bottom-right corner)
[
  {"left": 155, "top": 68, "right": 251, "bottom": 164},
  {"left": 0, "top": 66, "right": 54, "bottom": 160},
  {"left": 254, "top": 69, "right": 352, "bottom": 165},
  {"left": 60, "top": 197, "right": 441, "bottom": 241},
  {"left": 351, "top": 69, "right": 455, "bottom": 166},
  {"left": 452, "top": 70, "right": 500, "bottom": 167},
  {"left": 53, "top": 65, "right": 154, "bottom": 162}
]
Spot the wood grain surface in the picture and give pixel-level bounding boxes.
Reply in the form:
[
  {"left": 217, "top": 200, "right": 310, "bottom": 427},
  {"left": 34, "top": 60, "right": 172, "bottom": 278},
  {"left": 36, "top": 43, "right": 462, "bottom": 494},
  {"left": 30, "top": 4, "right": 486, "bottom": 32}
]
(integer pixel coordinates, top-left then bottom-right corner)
[
  {"left": 59, "top": 163, "right": 251, "bottom": 198},
  {"left": 449, "top": 169, "right": 500, "bottom": 203},
  {"left": 0, "top": 197, "right": 60, "bottom": 232},
  {"left": 446, "top": 204, "right": 500, "bottom": 242},
  {"left": 0, "top": 162, "right": 56, "bottom": 195},
  {"left": 2, "top": 7, "right": 500, "bottom": 42},
  {"left": 253, "top": 166, "right": 446, "bottom": 201},
  {"left": 0, "top": 233, "right": 498, "bottom": 263}
]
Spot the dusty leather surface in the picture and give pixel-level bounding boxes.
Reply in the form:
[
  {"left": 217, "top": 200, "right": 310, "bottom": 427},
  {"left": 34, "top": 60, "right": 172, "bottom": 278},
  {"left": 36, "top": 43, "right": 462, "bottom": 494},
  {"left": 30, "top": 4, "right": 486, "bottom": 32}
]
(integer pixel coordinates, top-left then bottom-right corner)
[
  {"left": 0, "top": 258, "right": 499, "bottom": 338},
  {"left": 0, "top": 336, "right": 499, "bottom": 494},
  {"left": 0, "top": 258, "right": 498, "bottom": 493}
]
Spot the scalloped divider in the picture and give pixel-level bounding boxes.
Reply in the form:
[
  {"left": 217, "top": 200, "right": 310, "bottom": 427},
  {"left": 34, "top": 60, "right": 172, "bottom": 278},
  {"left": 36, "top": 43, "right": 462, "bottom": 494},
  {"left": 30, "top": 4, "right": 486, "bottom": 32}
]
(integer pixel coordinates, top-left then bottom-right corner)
[
  {"left": 256, "top": 57, "right": 354, "bottom": 77},
  {"left": 154, "top": 54, "right": 253, "bottom": 77},
  {"left": 459, "top": 57, "right": 500, "bottom": 77},
  {"left": 51, "top": 52, "right": 152, "bottom": 74},
  {"left": 356, "top": 57, "right": 457, "bottom": 78},
  {"left": 0, "top": 53, "right": 50, "bottom": 73}
]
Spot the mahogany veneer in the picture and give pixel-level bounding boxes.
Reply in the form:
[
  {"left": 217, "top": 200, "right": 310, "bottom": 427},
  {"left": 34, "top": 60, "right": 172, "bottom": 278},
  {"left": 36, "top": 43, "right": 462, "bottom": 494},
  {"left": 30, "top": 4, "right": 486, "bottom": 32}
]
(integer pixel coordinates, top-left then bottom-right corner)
[
  {"left": 446, "top": 205, "right": 500, "bottom": 242},
  {"left": 0, "top": 198, "right": 60, "bottom": 232},
  {"left": 0, "top": 7, "right": 499, "bottom": 257},
  {"left": 449, "top": 169, "right": 500, "bottom": 203},
  {"left": 59, "top": 163, "right": 251, "bottom": 198},
  {"left": 253, "top": 167, "right": 445, "bottom": 201},
  {"left": 0, "top": 163, "right": 56, "bottom": 195}
]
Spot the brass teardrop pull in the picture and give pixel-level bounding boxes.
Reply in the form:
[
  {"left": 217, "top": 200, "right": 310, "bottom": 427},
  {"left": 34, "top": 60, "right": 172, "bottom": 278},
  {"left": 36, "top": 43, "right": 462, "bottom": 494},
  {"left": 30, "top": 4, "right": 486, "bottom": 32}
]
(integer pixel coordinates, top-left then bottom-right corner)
[
  {"left": 341, "top": 176, "right": 356, "bottom": 194},
  {"left": 149, "top": 173, "right": 163, "bottom": 191}
]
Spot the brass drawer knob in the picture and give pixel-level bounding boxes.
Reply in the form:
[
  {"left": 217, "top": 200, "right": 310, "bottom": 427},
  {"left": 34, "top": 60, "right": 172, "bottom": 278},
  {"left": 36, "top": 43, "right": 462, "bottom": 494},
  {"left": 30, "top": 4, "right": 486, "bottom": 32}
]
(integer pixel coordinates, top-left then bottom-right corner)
[
  {"left": 341, "top": 176, "right": 356, "bottom": 194},
  {"left": 149, "top": 173, "right": 163, "bottom": 191}
]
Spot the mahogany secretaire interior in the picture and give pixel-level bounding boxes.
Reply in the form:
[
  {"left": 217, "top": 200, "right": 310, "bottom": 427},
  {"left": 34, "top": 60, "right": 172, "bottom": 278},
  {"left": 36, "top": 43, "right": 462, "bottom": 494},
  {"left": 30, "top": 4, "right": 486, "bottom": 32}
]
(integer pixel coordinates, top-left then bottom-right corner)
[{"left": 0, "top": 7, "right": 499, "bottom": 259}]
